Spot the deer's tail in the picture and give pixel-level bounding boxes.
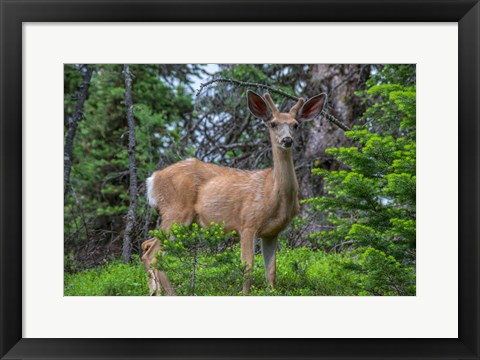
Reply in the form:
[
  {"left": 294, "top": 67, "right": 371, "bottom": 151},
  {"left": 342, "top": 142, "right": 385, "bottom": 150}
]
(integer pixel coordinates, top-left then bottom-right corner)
[{"left": 146, "top": 174, "right": 157, "bottom": 208}]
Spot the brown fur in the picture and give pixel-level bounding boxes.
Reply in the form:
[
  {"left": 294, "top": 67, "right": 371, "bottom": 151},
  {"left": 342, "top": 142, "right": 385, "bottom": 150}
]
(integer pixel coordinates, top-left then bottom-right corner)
[{"left": 142, "top": 91, "right": 326, "bottom": 295}]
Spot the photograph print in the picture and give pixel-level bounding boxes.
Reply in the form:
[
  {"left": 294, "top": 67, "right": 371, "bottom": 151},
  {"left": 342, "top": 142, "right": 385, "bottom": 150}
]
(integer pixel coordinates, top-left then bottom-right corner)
[{"left": 64, "top": 64, "right": 416, "bottom": 296}]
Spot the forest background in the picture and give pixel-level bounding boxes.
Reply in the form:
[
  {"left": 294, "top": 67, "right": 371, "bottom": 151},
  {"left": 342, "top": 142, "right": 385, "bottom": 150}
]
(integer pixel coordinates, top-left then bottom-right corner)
[{"left": 64, "top": 64, "right": 416, "bottom": 296}]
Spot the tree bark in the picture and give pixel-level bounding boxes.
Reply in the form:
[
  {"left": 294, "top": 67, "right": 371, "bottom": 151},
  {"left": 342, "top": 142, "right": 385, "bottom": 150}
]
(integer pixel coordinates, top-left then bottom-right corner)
[
  {"left": 122, "top": 64, "right": 139, "bottom": 263},
  {"left": 64, "top": 65, "right": 93, "bottom": 196},
  {"left": 286, "top": 65, "right": 371, "bottom": 244},
  {"left": 299, "top": 64, "right": 370, "bottom": 199}
]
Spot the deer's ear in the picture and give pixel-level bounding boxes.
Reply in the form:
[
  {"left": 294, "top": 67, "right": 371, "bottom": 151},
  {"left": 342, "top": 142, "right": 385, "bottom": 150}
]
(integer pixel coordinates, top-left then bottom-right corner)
[
  {"left": 298, "top": 93, "right": 327, "bottom": 121},
  {"left": 247, "top": 90, "right": 271, "bottom": 120}
]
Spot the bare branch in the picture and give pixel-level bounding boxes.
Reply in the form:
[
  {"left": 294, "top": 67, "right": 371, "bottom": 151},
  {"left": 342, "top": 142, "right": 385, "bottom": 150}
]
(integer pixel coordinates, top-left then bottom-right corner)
[
  {"left": 196, "top": 77, "right": 351, "bottom": 131},
  {"left": 197, "top": 77, "right": 298, "bottom": 101}
]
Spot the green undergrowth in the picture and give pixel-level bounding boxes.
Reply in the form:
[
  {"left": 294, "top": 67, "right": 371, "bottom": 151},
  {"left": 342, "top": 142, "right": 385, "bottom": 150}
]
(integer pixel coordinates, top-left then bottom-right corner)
[
  {"left": 64, "top": 245, "right": 415, "bottom": 296},
  {"left": 64, "top": 255, "right": 149, "bottom": 296}
]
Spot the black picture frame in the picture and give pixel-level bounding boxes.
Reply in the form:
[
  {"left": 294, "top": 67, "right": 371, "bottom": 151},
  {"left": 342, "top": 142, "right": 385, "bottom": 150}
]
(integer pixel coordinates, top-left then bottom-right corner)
[{"left": 1, "top": 1, "right": 479, "bottom": 359}]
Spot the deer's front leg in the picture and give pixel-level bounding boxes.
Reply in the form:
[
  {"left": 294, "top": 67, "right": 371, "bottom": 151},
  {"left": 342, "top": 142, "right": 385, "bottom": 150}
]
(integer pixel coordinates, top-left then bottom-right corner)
[
  {"left": 240, "top": 230, "right": 256, "bottom": 294},
  {"left": 261, "top": 236, "right": 277, "bottom": 288},
  {"left": 141, "top": 238, "right": 176, "bottom": 296}
]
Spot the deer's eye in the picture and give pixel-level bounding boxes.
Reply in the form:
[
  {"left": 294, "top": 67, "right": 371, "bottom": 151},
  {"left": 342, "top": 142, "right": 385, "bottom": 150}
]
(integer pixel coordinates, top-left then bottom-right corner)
[
  {"left": 292, "top": 123, "right": 299, "bottom": 130},
  {"left": 270, "top": 121, "right": 277, "bottom": 128}
]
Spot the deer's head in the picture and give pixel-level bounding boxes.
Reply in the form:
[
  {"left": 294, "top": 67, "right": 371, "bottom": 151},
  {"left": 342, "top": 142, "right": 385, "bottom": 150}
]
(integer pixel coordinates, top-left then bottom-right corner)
[{"left": 247, "top": 91, "right": 327, "bottom": 150}]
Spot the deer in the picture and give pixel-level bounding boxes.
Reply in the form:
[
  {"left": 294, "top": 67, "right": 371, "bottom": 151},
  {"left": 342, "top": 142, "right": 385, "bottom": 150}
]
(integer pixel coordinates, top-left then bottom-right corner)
[{"left": 141, "top": 90, "right": 327, "bottom": 295}]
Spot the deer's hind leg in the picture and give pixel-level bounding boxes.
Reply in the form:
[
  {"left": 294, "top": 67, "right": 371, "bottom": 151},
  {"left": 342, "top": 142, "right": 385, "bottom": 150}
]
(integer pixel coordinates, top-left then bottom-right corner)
[
  {"left": 141, "top": 238, "right": 176, "bottom": 296},
  {"left": 141, "top": 210, "right": 196, "bottom": 296}
]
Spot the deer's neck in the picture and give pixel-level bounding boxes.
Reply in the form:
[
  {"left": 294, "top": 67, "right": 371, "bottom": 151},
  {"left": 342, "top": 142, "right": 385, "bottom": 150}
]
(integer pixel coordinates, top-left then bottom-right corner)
[
  {"left": 270, "top": 142, "right": 298, "bottom": 202},
  {"left": 256, "top": 136, "right": 300, "bottom": 237}
]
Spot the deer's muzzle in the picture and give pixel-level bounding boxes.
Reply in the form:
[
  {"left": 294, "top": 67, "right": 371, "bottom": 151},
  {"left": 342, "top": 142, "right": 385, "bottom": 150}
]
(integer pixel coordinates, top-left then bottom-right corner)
[{"left": 281, "top": 137, "right": 293, "bottom": 148}]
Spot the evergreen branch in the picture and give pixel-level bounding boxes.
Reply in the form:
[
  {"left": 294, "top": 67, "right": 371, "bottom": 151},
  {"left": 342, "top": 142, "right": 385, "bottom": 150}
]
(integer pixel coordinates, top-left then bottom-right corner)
[{"left": 196, "top": 77, "right": 351, "bottom": 131}]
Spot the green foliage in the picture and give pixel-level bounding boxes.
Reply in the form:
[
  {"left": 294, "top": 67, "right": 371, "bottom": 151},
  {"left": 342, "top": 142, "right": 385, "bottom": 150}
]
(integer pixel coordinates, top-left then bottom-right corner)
[
  {"left": 150, "top": 223, "right": 242, "bottom": 295},
  {"left": 358, "top": 65, "right": 416, "bottom": 137},
  {"left": 303, "top": 64, "right": 416, "bottom": 294},
  {"left": 219, "top": 64, "right": 269, "bottom": 84},
  {"left": 369, "top": 64, "right": 416, "bottom": 87},
  {"left": 64, "top": 220, "right": 415, "bottom": 296},
  {"left": 152, "top": 222, "right": 237, "bottom": 254},
  {"left": 307, "top": 130, "right": 416, "bottom": 257},
  {"left": 64, "top": 246, "right": 414, "bottom": 296},
  {"left": 64, "top": 256, "right": 149, "bottom": 296},
  {"left": 357, "top": 248, "right": 415, "bottom": 296}
]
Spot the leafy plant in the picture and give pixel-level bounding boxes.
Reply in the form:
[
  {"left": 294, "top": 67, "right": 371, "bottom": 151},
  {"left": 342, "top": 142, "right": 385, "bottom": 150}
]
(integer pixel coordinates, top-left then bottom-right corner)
[
  {"left": 64, "top": 255, "right": 149, "bottom": 296},
  {"left": 150, "top": 223, "right": 243, "bottom": 295}
]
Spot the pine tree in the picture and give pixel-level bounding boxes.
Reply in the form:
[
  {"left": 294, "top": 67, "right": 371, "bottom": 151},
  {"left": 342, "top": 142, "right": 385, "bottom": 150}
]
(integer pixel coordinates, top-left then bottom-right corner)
[{"left": 304, "top": 65, "right": 416, "bottom": 295}]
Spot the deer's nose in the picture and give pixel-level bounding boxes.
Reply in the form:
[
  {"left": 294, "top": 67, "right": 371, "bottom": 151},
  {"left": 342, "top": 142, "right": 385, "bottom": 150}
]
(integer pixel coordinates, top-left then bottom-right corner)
[{"left": 281, "top": 137, "right": 293, "bottom": 148}]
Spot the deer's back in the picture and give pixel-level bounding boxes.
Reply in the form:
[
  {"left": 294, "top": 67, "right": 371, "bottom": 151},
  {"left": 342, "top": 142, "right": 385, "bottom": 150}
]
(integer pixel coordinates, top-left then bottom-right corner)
[{"left": 147, "top": 158, "right": 259, "bottom": 218}]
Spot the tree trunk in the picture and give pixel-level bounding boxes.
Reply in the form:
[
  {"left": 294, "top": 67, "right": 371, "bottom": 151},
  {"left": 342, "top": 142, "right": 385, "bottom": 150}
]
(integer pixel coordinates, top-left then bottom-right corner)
[
  {"left": 289, "top": 65, "right": 371, "bottom": 244},
  {"left": 122, "top": 64, "right": 139, "bottom": 263},
  {"left": 299, "top": 64, "right": 371, "bottom": 199},
  {"left": 64, "top": 65, "right": 93, "bottom": 196}
]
